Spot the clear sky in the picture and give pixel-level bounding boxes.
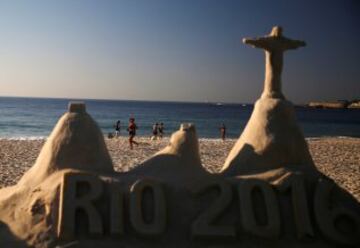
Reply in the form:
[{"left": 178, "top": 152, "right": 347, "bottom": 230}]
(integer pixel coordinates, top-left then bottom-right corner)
[{"left": 0, "top": 0, "right": 359, "bottom": 104}]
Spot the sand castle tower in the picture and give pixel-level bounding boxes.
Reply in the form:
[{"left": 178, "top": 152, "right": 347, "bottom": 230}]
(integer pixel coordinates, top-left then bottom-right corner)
[
  {"left": 131, "top": 123, "right": 208, "bottom": 184},
  {"left": 0, "top": 102, "right": 115, "bottom": 246},
  {"left": 221, "top": 26, "right": 316, "bottom": 176},
  {"left": 19, "top": 102, "right": 114, "bottom": 187}
]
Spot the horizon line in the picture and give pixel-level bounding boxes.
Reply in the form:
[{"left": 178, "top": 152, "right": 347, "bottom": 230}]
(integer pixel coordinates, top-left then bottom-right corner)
[{"left": 0, "top": 94, "right": 255, "bottom": 106}]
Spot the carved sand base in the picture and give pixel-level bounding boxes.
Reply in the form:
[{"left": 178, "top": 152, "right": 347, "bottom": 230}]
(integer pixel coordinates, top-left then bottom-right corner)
[
  {"left": 0, "top": 103, "right": 359, "bottom": 247},
  {"left": 221, "top": 97, "right": 317, "bottom": 176}
]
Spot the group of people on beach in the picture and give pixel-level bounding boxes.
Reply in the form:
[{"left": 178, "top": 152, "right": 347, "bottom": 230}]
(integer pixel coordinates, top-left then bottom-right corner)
[
  {"left": 111, "top": 118, "right": 139, "bottom": 149},
  {"left": 110, "top": 118, "right": 227, "bottom": 150},
  {"left": 111, "top": 118, "right": 164, "bottom": 149},
  {"left": 151, "top": 122, "right": 164, "bottom": 140}
]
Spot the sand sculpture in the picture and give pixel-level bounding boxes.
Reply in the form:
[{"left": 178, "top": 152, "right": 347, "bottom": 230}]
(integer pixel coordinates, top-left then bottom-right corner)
[
  {"left": 244, "top": 26, "right": 306, "bottom": 100},
  {"left": 0, "top": 27, "right": 359, "bottom": 247},
  {"left": 221, "top": 26, "right": 315, "bottom": 176},
  {"left": 19, "top": 103, "right": 114, "bottom": 187}
]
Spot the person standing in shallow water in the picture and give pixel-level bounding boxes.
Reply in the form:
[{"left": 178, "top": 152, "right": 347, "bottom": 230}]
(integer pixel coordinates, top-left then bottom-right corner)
[
  {"left": 158, "top": 122, "right": 164, "bottom": 139},
  {"left": 151, "top": 123, "right": 158, "bottom": 140},
  {"left": 220, "top": 123, "right": 226, "bottom": 141},
  {"left": 127, "top": 117, "right": 138, "bottom": 149},
  {"left": 114, "top": 120, "right": 121, "bottom": 137}
]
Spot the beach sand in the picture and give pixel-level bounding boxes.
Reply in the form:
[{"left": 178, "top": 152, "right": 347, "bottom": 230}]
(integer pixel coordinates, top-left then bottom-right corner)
[{"left": 0, "top": 136, "right": 359, "bottom": 201}]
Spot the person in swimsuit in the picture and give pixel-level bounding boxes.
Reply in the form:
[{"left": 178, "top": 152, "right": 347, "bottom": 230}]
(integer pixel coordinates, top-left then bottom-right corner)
[
  {"left": 127, "top": 117, "right": 138, "bottom": 149},
  {"left": 114, "top": 120, "right": 121, "bottom": 137},
  {"left": 158, "top": 122, "right": 164, "bottom": 139},
  {"left": 220, "top": 123, "right": 226, "bottom": 141},
  {"left": 151, "top": 123, "right": 158, "bottom": 140}
]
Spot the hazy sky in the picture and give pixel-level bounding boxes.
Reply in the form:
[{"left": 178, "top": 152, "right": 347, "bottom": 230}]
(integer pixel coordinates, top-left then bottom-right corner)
[{"left": 0, "top": 0, "right": 359, "bottom": 104}]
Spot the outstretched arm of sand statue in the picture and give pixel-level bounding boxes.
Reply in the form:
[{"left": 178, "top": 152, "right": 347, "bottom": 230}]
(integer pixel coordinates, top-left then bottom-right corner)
[
  {"left": 242, "top": 37, "right": 271, "bottom": 50},
  {"left": 282, "top": 37, "right": 306, "bottom": 50}
]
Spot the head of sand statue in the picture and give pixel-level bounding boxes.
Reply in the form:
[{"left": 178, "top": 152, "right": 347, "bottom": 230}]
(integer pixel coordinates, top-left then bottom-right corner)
[{"left": 0, "top": 27, "right": 359, "bottom": 248}]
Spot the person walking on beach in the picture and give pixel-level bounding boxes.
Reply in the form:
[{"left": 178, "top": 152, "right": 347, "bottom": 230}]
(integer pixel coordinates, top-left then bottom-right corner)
[
  {"left": 158, "top": 122, "right": 164, "bottom": 139},
  {"left": 114, "top": 120, "right": 121, "bottom": 137},
  {"left": 220, "top": 123, "right": 226, "bottom": 141},
  {"left": 127, "top": 117, "right": 138, "bottom": 149},
  {"left": 151, "top": 123, "right": 158, "bottom": 140}
]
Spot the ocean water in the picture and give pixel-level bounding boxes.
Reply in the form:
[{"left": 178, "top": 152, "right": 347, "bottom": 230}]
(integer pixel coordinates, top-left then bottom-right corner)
[{"left": 0, "top": 97, "right": 359, "bottom": 139}]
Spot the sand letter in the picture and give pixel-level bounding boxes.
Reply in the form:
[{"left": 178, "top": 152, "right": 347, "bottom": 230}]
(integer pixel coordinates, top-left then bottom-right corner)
[
  {"left": 277, "top": 173, "right": 314, "bottom": 239},
  {"left": 314, "top": 178, "right": 360, "bottom": 245},
  {"left": 129, "top": 179, "right": 167, "bottom": 236},
  {"left": 238, "top": 179, "right": 280, "bottom": 238},
  {"left": 57, "top": 172, "right": 103, "bottom": 239},
  {"left": 190, "top": 180, "right": 236, "bottom": 240},
  {"left": 110, "top": 182, "right": 124, "bottom": 236}
]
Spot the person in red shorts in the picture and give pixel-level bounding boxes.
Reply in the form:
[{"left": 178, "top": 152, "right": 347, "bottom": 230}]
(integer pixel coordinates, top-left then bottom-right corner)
[{"left": 127, "top": 117, "right": 139, "bottom": 149}]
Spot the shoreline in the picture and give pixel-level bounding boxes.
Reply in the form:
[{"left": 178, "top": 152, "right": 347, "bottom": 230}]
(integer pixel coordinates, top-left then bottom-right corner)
[{"left": 0, "top": 136, "right": 359, "bottom": 201}]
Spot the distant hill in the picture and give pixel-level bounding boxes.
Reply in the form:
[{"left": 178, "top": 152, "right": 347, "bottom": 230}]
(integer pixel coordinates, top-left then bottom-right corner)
[{"left": 307, "top": 99, "right": 360, "bottom": 109}]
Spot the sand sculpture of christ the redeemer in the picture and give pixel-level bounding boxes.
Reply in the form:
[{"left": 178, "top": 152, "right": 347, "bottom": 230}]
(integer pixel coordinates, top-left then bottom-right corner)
[
  {"left": 221, "top": 26, "right": 315, "bottom": 175},
  {"left": 243, "top": 26, "right": 306, "bottom": 99}
]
